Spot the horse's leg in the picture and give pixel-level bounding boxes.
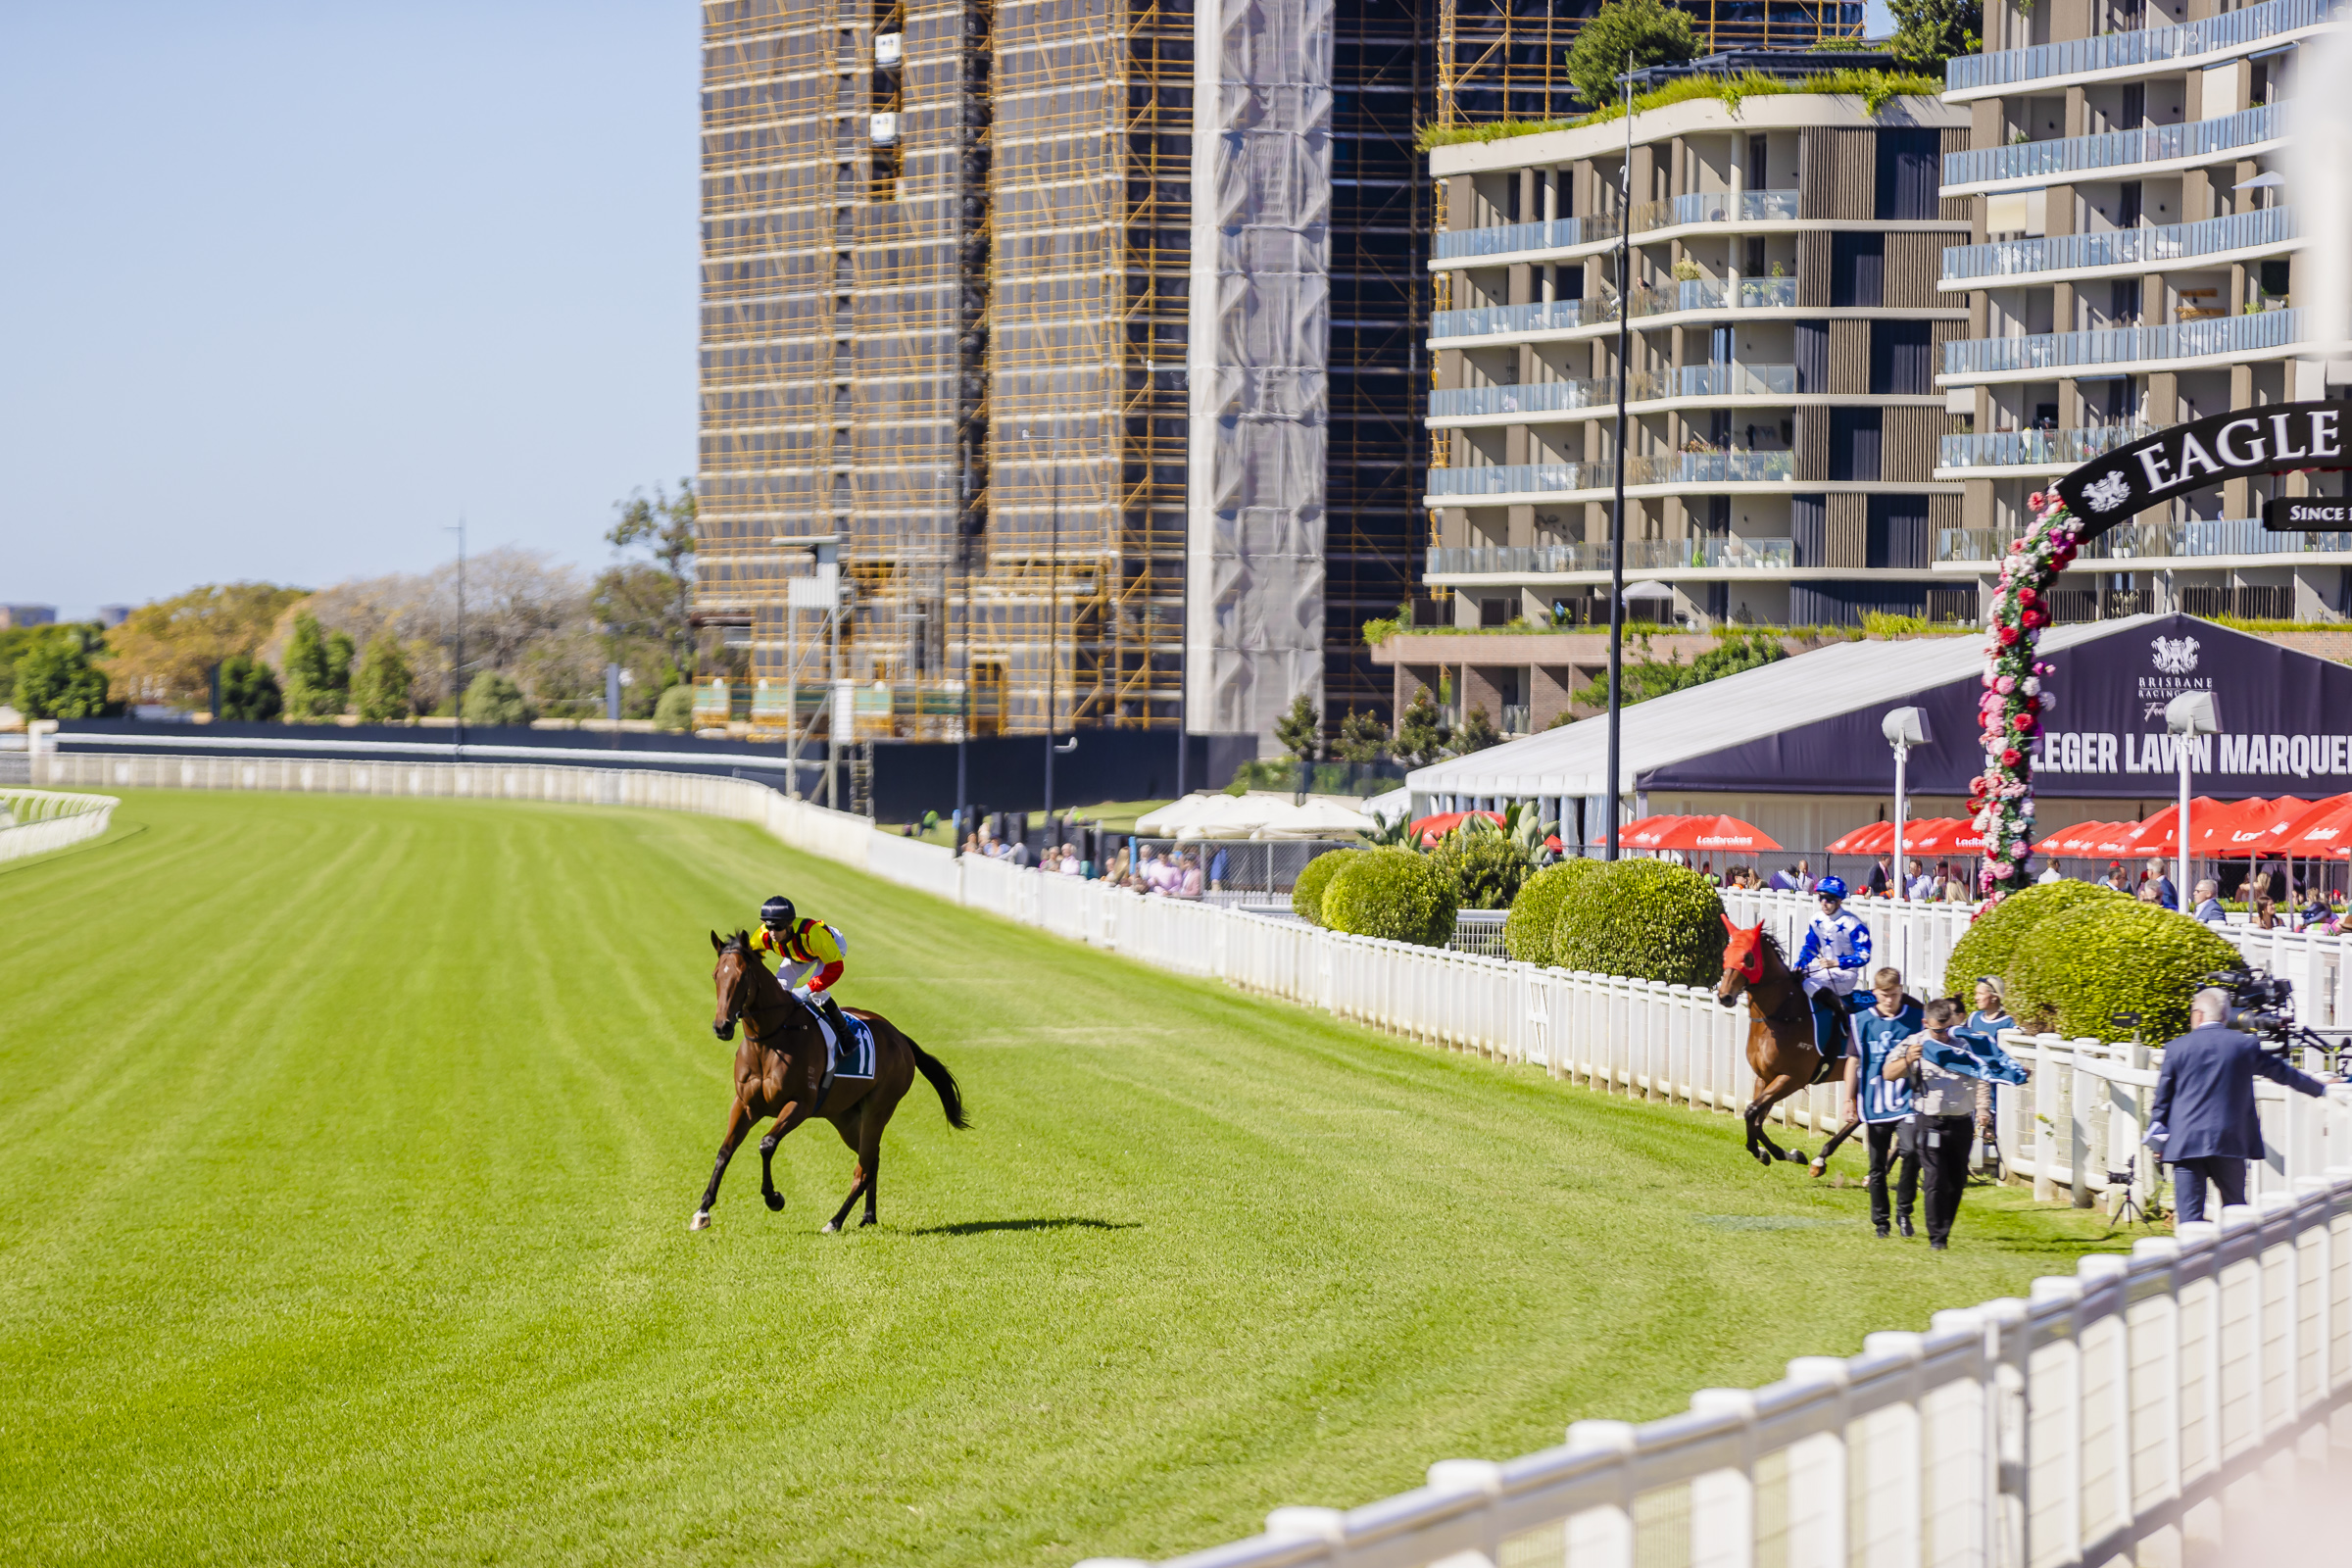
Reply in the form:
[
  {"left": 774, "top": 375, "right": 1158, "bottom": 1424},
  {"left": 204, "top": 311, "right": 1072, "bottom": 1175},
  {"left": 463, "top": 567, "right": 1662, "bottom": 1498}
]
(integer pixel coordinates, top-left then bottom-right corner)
[
  {"left": 1810, "top": 1113, "right": 1865, "bottom": 1176},
  {"left": 691, "top": 1099, "right": 755, "bottom": 1231},
  {"left": 1746, "top": 1074, "right": 1801, "bottom": 1163},
  {"left": 759, "top": 1099, "right": 814, "bottom": 1212},
  {"left": 823, "top": 1108, "right": 868, "bottom": 1233}
]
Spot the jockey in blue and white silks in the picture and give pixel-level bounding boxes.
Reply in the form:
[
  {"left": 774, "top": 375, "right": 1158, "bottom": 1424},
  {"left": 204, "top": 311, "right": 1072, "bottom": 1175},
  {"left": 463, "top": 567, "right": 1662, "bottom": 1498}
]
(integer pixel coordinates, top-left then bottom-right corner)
[{"left": 1793, "top": 876, "right": 1872, "bottom": 1056}]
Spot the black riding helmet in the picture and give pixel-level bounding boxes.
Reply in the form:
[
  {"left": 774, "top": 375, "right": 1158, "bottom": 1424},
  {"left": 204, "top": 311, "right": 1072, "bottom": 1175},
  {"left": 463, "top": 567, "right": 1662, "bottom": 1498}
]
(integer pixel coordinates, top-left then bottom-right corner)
[{"left": 760, "top": 895, "right": 795, "bottom": 930}]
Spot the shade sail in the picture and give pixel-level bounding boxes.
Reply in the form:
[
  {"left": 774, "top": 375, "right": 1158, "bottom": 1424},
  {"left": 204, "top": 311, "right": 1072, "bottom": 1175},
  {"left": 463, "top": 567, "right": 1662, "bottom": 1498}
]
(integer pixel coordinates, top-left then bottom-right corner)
[{"left": 1645, "top": 814, "right": 1782, "bottom": 852}]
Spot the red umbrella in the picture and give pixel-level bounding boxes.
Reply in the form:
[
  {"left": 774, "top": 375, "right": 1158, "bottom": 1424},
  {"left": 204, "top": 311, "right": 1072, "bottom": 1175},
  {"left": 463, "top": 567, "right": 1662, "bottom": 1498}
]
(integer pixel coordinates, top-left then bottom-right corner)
[
  {"left": 1410, "top": 809, "right": 1501, "bottom": 847},
  {"left": 2035, "top": 820, "right": 2111, "bottom": 858},
  {"left": 2110, "top": 799, "right": 2232, "bottom": 857},
  {"left": 1643, "top": 813, "right": 1782, "bottom": 853},
  {"left": 2200, "top": 796, "right": 2326, "bottom": 857},
  {"left": 2273, "top": 796, "right": 2352, "bottom": 858},
  {"left": 1902, "top": 817, "right": 1986, "bottom": 854},
  {"left": 1824, "top": 820, "right": 1897, "bottom": 856},
  {"left": 1622, "top": 814, "right": 1692, "bottom": 849}
]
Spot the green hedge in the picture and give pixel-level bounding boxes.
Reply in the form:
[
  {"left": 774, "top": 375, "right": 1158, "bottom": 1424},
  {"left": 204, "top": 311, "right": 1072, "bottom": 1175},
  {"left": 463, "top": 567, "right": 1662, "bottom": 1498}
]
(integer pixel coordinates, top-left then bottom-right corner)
[
  {"left": 1437, "top": 833, "right": 1532, "bottom": 911},
  {"left": 1550, "top": 859, "right": 1726, "bottom": 987},
  {"left": 1322, "top": 849, "right": 1460, "bottom": 947},
  {"left": 1504, "top": 858, "right": 1606, "bottom": 966},
  {"left": 1291, "top": 848, "right": 1357, "bottom": 927},
  {"left": 1938, "top": 879, "right": 2125, "bottom": 1002},
  {"left": 2005, "top": 900, "right": 2238, "bottom": 1042}
]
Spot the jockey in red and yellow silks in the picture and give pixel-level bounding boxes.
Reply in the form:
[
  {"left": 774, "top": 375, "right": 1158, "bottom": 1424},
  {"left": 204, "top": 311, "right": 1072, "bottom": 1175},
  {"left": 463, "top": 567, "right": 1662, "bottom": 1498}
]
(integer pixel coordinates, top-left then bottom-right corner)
[{"left": 754, "top": 894, "right": 851, "bottom": 1053}]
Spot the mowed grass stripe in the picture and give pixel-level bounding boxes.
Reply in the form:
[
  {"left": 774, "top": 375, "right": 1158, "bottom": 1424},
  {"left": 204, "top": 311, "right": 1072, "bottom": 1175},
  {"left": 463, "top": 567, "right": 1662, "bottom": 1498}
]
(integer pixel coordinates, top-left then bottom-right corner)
[{"left": 1, "top": 790, "right": 2122, "bottom": 1567}]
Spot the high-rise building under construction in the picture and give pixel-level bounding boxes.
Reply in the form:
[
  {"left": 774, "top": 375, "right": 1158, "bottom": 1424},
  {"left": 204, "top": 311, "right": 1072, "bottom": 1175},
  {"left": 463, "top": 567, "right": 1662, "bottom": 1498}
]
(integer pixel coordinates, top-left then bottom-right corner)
[{"left": 694, "top": 0, "right": 1863, "bottom": 759}]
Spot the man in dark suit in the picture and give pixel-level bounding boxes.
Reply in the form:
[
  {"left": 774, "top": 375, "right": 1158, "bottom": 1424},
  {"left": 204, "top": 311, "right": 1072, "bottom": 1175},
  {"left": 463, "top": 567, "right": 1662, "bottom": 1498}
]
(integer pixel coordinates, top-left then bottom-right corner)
[{"left": 2151, "top": 989, "right": 2334, "bottom": 1223}]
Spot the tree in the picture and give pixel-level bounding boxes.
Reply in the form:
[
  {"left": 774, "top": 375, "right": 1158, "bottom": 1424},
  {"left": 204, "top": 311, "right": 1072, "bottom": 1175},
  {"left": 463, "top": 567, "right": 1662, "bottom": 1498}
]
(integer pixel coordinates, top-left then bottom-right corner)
[
  {"left": 652, "top": 683, "right": 697, "bottom": 733},
  {"left": 1566, "top": 0, "right": 1699, "bottom": 111},
  {"left": 102, "top": 583, "right": 307, "bottom": 710},
  {"left": 1395, "top": 685, "right": 1452, "bottom": 766},
  {"left": 1573, "top": 630, "right": 1786, "bottom": 710},
  {"left": 217, "top": 654, "right": 282, "bottom": 721},
  {"left": 604, "top": 480, "right": 699, "bottom": 682},
  {"left": 1335, "top": 708, "right": 1391, "bottom": 764},
  {"left": 281, "top": 613, "right": 351, "bottom": 721},
  {"left": 1454, "top": 705, "right": 1503, "bottom": 754},
  {"left": 350, "top": 634, "right": 415, "bottom": 722},
  {"left": 1273, "top": 692, "right": 1321, "bottom": 764},
  {"left": 462, "top": 671, "right": 535, "bottom": 728},
  {"left": 1889, "top": 0, "right": 1981, "bottom": 73},
  {"left": 15, "top": 637, "right": 111, "bottom": 719}
]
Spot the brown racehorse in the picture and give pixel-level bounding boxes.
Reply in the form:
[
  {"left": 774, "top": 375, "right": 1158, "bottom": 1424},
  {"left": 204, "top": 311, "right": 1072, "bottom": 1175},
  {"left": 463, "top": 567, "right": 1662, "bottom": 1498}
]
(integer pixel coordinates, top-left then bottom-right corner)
[
  {"left": 689, "top": 930, "right": 967, "bottom": 1233},
  {"left": 1716, "top": 917, "right": 1861, "bottom": 1173}
]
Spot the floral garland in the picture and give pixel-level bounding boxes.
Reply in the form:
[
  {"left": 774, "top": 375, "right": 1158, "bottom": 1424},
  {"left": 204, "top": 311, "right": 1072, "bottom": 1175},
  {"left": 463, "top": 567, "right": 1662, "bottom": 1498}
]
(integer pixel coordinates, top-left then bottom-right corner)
[{"left": 1969, "top": 491, "right": 2082, "bottom": 898}]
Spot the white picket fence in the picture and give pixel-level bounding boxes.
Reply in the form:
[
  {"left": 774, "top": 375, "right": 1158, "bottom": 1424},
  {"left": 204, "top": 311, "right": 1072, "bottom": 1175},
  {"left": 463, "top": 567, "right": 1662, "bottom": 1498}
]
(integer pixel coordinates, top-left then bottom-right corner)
[
  {"left": 0, "top": 787, "right": 119, "bottom": 863},
  {"left": 40, "top": 752, "right": 2352, "bottom": 1564}
]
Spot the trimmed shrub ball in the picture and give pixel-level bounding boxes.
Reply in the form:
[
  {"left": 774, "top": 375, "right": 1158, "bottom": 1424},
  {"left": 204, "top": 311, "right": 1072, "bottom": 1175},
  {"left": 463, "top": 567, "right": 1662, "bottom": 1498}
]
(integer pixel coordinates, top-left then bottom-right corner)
[
  {"left": 2004, "top": 898, "right": 2238, "bottom": 1042},
  {"left": 1437, "top": 832, "right": 1533, "bottom": 911},
  {"left": 1321, "top": 849, "right": 1460, "bottom": 948},
  {"left": 1551, "top": 859, "right": 1727, "bottom": 987},
  {"left": 1290, "top": 847, "right": 1357, "bottom": 927},
  {"left": 1503, "top": 858, "right": 1606, "bottom": 967},
  {"left": 1938, "top": 877, "right": 2126, "bottom": 1002}
]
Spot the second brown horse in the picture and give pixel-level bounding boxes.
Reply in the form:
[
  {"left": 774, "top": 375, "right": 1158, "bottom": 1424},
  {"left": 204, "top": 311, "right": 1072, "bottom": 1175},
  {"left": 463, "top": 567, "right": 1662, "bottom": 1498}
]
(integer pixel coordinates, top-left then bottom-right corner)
[
  {"left": 690, "top": 930, "right": 967, "bottom": 1232},
  {"left": 1716, "top": 916, "right": 1862, "bottom": 1173}
]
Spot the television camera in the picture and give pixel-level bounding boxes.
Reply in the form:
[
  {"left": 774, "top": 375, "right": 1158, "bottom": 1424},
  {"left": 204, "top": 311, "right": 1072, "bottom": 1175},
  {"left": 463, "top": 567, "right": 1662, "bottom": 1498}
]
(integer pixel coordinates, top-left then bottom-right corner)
[{"left": 2203, "top": 964, "right": 2352, "bottom": 1071}]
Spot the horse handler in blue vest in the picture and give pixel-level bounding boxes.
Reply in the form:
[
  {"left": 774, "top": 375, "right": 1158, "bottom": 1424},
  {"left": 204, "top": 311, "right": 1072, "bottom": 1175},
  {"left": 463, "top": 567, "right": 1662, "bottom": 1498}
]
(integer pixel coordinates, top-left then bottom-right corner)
[{"left": 1847, "top": 966, "right": 1925, "bottom": 1238}]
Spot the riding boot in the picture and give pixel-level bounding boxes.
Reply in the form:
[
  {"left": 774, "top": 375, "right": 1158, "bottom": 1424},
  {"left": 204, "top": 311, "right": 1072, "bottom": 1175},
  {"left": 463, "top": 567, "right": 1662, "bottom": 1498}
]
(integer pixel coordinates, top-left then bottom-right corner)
[{"left": 818, "top": 995, "right": 852, "bottom": 1075}]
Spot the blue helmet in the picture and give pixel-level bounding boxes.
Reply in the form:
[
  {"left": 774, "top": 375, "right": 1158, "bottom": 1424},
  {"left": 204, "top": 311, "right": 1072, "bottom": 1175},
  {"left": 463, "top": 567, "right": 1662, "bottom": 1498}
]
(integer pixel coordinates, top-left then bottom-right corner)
[{"left": 1816, "top": 875, "right": 1849, "bottom": 900}]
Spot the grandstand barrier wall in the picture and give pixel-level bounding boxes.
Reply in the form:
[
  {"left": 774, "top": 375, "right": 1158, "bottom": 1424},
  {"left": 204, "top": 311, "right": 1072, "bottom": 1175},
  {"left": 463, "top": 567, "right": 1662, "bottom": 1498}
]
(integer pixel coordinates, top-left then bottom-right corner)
[{"left": 42, "top": 753, "right": 2352, "bottom": 1565}]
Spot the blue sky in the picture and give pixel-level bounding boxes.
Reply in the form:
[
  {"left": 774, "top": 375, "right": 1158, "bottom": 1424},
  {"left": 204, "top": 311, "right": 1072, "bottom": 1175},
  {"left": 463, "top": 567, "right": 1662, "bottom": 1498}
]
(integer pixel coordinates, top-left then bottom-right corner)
[
  {"left": 0, "top": 1, "right": 1897, "bottom": 614},
  {"left": 0, "top": 2, "right": 699, "bottom": 614}
]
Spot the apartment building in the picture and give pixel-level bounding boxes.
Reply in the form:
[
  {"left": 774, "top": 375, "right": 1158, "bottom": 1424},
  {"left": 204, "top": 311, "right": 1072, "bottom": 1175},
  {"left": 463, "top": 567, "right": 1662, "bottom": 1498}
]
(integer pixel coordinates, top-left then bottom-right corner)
[
  {"left": 1424, "top": 77, "right": 1973, "bottom": 641},
  {"left": 1936, "top": 0, "right": 2352, "bottom": 622}
]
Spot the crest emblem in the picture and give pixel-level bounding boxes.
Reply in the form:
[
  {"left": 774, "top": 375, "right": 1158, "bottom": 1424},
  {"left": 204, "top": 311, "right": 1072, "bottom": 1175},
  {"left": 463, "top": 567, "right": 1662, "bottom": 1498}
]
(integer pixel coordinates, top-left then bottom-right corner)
[
  {"left": 2081, "top": 470, "right": 2132, "bottom": 514},
  {"left": 2151, "top": 635, "right": 2200, "bottom": 675}
]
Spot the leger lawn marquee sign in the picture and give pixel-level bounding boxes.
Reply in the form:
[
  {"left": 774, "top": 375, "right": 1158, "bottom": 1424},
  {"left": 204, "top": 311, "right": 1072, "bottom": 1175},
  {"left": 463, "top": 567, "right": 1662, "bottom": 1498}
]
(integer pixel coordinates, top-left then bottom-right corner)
[{"left": 2053, "top": 399, "right": 2352, "bottom": 522}]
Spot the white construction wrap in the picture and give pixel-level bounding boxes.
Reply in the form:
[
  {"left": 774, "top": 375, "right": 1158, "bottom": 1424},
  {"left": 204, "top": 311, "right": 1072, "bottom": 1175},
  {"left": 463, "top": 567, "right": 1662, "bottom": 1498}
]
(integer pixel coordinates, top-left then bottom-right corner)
[{"left": 1186, "top": 0, "right": 1332, "bottom": 746}]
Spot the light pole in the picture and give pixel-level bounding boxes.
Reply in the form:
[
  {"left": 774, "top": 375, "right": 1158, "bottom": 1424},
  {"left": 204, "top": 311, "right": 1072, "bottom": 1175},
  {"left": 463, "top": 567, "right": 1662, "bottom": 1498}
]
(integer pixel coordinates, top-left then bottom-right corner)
[
  {"left": 1604, "top": 57, "right": 1633, "bottom": 862},
  {"left": 446, "top": 517, "right": 466, "bottom": 755},
  {"left": 1883, "top": 707, "right": 1932, "bottom": 902},
  {"left": 2167, "top": 691, "right": 2221, "bottom": 912}
]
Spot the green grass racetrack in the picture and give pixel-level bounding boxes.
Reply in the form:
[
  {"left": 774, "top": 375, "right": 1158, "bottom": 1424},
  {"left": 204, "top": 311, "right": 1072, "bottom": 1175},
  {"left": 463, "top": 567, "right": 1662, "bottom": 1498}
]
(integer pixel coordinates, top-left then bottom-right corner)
[{"left": 3, "top": 792, "right": 2123, "bottom": 1565}]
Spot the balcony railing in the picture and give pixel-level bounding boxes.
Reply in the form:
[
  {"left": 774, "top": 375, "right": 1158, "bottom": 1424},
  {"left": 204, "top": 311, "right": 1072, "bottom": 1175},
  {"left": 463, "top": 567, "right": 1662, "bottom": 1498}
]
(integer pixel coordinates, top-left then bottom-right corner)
[
  {"left": 1426, "top": 463, "right": 1613, "bottom": 497},
  {"left": 1633, "top": 189, "right": 1802, "bottom": 230},
  {"left": 1625, "top": 450, "right": 1795, "bottom": 485},
  {"left": 1943, "top": 307, "right": 2303, "bottom": 375},
  {"left": 1429, "top": 364, "right": 1798, "bottom": 417},
  {"left": 1942, "top": 207, "right": 2295, "bottom": 283},
  {"left": 1947, "top": 0, "right": 2345, "bottom": 91},
  {"left": 1432, "top": 214, "right": 1622, "bottom": 262},
  {"left": 1629, "top": 276, "right": 1800, "bottom": 318},
  {"left": 1428, "top": 299, "right": 1604, "bottom": 340},
  {"left": 1942, "top": 103, "right": 2279, "bottom": 188},
  {"left": 1938, "top": 518, "right": 2352, "bottom": 563},
  {"left": 1427, "top": 538, "right": 1798, "bottom": 574},
  {"left": 1937, "top": 425, "right": 2155, "bottom": 467}
]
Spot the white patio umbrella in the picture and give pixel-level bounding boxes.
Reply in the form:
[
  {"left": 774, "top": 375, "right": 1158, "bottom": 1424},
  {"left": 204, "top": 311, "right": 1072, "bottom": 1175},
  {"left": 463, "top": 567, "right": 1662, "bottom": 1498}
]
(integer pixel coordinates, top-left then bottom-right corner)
[
  {"left": 1252, "top": 797, "right": 1372, "bottom": 839},
  {"left": 1181, "top": 794, "right": 1303, "bottom": 839},
  {"left": 1134, "top": 794, "right": 1228, "bottom": 835}
]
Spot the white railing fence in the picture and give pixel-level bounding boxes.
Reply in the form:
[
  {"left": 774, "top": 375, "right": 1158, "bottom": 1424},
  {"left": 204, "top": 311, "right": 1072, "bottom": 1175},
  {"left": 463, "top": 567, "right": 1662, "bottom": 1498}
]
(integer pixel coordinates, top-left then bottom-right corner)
[
  {"left": 0, "top": 787, "right": 120, "bottom": 863},
  {"left": 45, "top": 753, "right": 2352, "bottom": 1565}
]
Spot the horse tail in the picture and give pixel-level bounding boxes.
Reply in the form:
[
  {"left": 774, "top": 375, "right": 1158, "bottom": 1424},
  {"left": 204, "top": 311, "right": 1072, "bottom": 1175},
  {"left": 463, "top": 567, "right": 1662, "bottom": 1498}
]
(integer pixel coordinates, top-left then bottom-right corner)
[{"left": 906, "top": 1038, "right": 970, "bottom": 1130}]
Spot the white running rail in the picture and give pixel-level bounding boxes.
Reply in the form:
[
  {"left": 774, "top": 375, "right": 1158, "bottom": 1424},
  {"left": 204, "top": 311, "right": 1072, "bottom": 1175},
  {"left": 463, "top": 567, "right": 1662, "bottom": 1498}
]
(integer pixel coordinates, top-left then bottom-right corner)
[
  {"left": 0, "top": 788, "right": 119, "bottom": 863},
  {"left": 41, "top": 751, "right": 2352, "bottom": 1565}
]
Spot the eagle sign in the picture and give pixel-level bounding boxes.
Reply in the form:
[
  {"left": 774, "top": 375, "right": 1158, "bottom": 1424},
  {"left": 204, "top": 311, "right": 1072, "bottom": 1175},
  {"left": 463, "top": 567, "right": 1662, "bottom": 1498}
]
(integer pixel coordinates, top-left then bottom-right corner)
[
  {"left": 2081, "top": 469, "right": 2132, "bottom": 514},
  {"left": 2151, "top": 635, "right": 2200, "bottom": 675}
]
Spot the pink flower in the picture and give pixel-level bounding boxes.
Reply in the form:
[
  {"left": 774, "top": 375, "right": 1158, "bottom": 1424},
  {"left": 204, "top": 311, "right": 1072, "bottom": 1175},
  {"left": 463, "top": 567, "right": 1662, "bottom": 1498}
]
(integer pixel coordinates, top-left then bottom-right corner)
[
  {"left": 1987, "top": 859, "right": 2014, "bottom": 879},
  {"left": 1995, "top": 675, "right": 2017, "bottom": 695}
]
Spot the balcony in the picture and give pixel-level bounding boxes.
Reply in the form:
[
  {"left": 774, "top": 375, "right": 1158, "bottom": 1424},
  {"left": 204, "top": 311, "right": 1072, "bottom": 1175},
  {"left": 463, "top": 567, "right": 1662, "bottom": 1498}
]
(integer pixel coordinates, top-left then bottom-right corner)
[
  {"left": 1632, "top": 189, "right": 1802, "bottom": 231},
  {"left": 1942, "top": 307, "right": 2303, "bottom": 376},
  {"left": 1426, "top": 462, "right": 1613, "bottom": 497},
  {"left": 1433, "top": 214, "right": 1621, "bottom": 263},
  {"left": 1946, "top": 0, "right": 2344, "bottom": 93},
  {"left": 1937, "top": 425, "right": 2155, "bottom": 468},
  {"left": 1626, "top": 450, "right": 1795, "bottom": 484},
  {"left": 1631, "top": 276, "right": 1799, "bottom": 318},
  {"left": 1938, "top": 518, "right": 2352, "bottom": 564},
  {"left": 1428, "top": 364, "right": 1797, "bottom": 418},
  {"left": 1429, "top": 299, "right": 1604, "bottom": 341},
  {"left": 1941, "top": 104, "right": 2280, "bottom": 190},
  {"left": 1941, "top": 207, "right": 2295, "bottom": 284},
  {"left": 1427, "top": 538, "right": 1799, "bottom": 575}
]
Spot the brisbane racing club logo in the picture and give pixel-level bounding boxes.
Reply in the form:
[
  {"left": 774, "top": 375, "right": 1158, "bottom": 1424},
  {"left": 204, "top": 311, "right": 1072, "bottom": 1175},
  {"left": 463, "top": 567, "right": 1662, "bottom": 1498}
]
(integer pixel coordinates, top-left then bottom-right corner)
[
  {"left": 2151, "top": 635, "right": 2200, "bottom": 675},
  {"left": 2081, "top": 469, "right": 2132, "bottom": 514}
]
